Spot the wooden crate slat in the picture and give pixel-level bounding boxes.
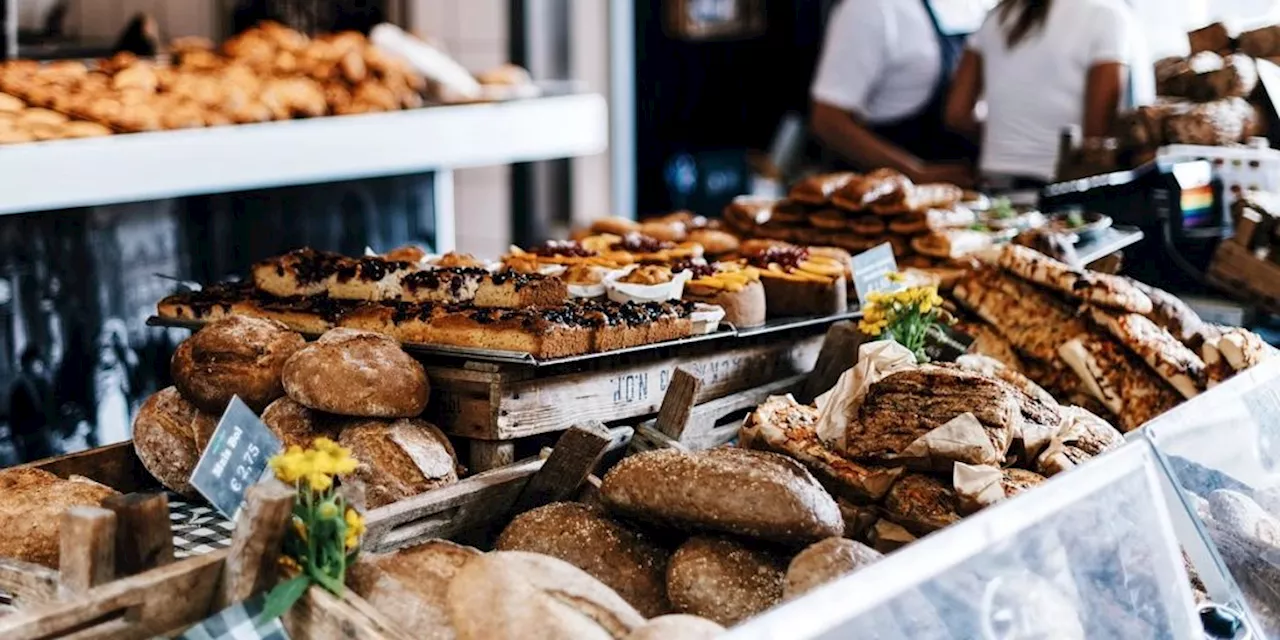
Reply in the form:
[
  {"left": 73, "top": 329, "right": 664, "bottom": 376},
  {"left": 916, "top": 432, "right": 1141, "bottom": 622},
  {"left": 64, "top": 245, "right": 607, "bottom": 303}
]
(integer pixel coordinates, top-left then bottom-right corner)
[
  {"left": 22, "top": 443, "right": 155, "bottom": 494},
  {"left": 0, "top": 559, "right": 60, "bottom": 607}
]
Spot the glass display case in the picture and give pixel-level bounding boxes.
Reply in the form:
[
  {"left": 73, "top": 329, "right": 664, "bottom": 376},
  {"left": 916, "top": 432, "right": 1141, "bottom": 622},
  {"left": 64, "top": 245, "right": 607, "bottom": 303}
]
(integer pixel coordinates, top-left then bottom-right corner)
[
  {"left": 1145, "top": 358, "right": 1280, "bottom": 639},
  {"left": 728, "top": 441, "right": 1201, "bottom": 640}
]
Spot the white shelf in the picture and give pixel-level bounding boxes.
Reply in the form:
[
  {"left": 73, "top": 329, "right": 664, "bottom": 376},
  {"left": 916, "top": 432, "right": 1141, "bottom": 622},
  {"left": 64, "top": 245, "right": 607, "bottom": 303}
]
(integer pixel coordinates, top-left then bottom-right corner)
[{"left": 0, "top": 93, "right": 608, "bottom": 215}]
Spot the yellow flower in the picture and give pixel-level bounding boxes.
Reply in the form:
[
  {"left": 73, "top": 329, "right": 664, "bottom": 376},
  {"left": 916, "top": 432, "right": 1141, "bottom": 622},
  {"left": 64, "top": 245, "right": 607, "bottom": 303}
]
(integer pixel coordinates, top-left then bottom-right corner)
[
  {"left": 312, "top": 437, "right": 341, "bottom": 454},
  {"left": 291, "top": 515, "right": 308, "bottom": 542},
  {"left": 344, "top": 508, "right": 365, "bottom": 551},
  {"left": 886, "top": 271, "right": 905, "bottom": 283},
  {"left": 269, "top": 446, "right": 308, "bottom": 484},
  {"left": 306, "top": 471, "right": 333, "bottom": 493},
  {"left": 278, "top": 555, "right": 300, "bottom": 572}
]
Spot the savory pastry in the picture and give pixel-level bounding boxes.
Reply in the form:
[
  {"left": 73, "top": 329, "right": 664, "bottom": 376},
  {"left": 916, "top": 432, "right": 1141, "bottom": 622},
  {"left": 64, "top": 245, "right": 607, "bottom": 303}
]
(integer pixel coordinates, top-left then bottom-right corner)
[
  {"left": 911, "top": 229, "right": 993, "bottom": 259},
  {"left": 1127, "top": 279, "right": 1206, "bottom": 348},
  {"left": 338, "top": 418, "right": 460, "bottom": 509},
  {"left": 282, "top": 328, "right": 429, "bottom": 417},
  {"left": 953, "top": 267, "right": 1090, "bottom": 363},
  {"left": 745, "top": 245, "right": 848, "bottom": 318},
  {"left": 133, "top": 387, "right": 219, "bottom": 496},
  {"left": 1058, "top": 334, "right": 1184, "bottom": 432},
  {"left": 1202, "top": 326, "right": 1274, "bottom": 385},
  {"left": 997, "top": 245, "right": 1153, "bottom": 314},
  {"left": 789, "top": 172, "right": 858, "bottom": 206},
  {"left": 681, "top": 262, "right": 767, "bottom": 328},
  {"left": 687, "top": 228, "right": 740, "bottom": 256},
  {"left": 1088, "top": 306, "right": 1207, "bottom": 399},
  {"left": 832, "top": 169, "right": 912, "bottom": 212},
  {"left": 808, "top": 208, "right": 849, "bottom": 231},
  {"left": 170, "top": 315, "right": 306, "bottom": 413},
  {"left": 0, "top": 468, "right": 119, "bottom": 568},
  {"left": 849, "top": 215, "right": 887, "bottom": 236},
  {"left": 666, "top": 536, "right": 786, "bottom": 627},
  {"left": 723, "top": 196, "right": 776, "bottom": 232}
]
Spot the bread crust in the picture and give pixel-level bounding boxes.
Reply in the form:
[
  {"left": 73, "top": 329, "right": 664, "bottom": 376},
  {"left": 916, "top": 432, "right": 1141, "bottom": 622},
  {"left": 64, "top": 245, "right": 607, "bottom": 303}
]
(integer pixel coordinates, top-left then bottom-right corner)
[
  {"left": 260, "top": 396, "right": 342, "bottom": 449},
  {"left": 283, "top": 328, "right": 428, "bottom": 417},
  {"left": 784, "top": 538, "right": 882, "bottom": 599},
  {"left": 348, "top": 539, "right": 481, "bottom": 639},
  {"left": 0, "top": 468, "right": 119, "bottom": 567},
  {"left": 600, "top": 448, "right": 843, "bottom": 544},
  {"left": 624, "top": 615, "right": 724, "bottom": 640},
  {"left": 338, "top": 418, "right": 459, "bottom": 509},
  {"left": 171, "top": 315, "right": 305, "bottom": 414},
  {"left": 758, "top": 274, "right": 847, "bottom": 318},
  {"left": 133, "top": 387, "right": 218, "bottom": 496},
  {"left": 496, "top": 502, "right": 673, "bottom": 617},
  {"left": 665, "top": 536, "right": 786, "bottom": 627}
]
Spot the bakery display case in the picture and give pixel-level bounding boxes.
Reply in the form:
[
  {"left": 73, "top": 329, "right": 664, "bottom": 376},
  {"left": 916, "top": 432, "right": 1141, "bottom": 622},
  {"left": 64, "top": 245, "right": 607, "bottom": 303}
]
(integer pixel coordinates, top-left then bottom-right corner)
[
  {"left": 1144, "top": 357, "right": 1280, "bottom": 638},
  {"left": 727, "top": 440, "right": 1202, "bottom": 639}
]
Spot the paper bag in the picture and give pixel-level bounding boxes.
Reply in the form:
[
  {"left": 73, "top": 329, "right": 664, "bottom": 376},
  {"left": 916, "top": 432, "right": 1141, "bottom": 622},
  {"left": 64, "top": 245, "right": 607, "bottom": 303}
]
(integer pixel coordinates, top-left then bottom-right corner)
[{"left": 815, "top": 340, "right": 917, "bottom": 450}]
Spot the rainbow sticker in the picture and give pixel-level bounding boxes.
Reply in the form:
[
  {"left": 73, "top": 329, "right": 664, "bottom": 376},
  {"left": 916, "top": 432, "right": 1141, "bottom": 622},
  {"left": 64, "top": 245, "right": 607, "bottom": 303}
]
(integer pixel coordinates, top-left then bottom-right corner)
[{"left": 1181, "top": 183, "right": 1215, "bottom": 228}]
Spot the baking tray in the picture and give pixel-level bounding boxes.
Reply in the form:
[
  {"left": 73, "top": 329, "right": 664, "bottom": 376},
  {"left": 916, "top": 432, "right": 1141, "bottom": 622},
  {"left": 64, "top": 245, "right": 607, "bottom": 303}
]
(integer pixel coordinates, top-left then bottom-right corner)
[{"left": 735, "top": 307, "right": 862, "bottom": 339}]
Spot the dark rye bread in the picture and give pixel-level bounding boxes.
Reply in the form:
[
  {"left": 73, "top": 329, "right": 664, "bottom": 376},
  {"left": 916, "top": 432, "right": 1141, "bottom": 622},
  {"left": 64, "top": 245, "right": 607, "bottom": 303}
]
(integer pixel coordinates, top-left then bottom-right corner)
[
  {"left": 282, "top": 328, "right": 429, "bottom": 417},
  {"left": 447, "top": 551, "right": 646, "bottom": 640},
  {"left": 347, "top": 539, "right": 481, "bottom": 640},
  {"left": 882, "top": 474, "right": 962, "bottom": 536},
  {"left": 0, "top": 468, "right": 119, "bottom": 568},
  {"left": 338, "top": 418, "right": 460, "bottom": 509},
  {"left": 133, "top": 387, "right": 218, "bottom": 496},
  {"left": 784, "top": 538, "right": 882, "bottom": 599},
  {"left": 496, "top": 502, "right": 673, "bottom": 617},
  {"left": 600, "top": 448, "right": 843, "bottom": 544},
  {"left": 665, "top": 536, "right": 787, "bottom": 627},
  {"left": 171, "top": 315, "right": 305, "bottom": 414}
]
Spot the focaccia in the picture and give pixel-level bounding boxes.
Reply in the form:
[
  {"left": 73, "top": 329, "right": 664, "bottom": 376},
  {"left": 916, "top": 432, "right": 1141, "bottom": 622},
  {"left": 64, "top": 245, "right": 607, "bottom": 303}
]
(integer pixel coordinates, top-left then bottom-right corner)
[
  {"left": 1088, "top": 306, "right": 1207, "bottom": 399},
  {"left": 997, "top": 245, "right": 1152, "bottom": 314},
  {"left": 1058, "top": 334, "right": 1183, "bottom": 432},
  {"left": 953, "top": 268, "right": 1089, "bottom": 363}
]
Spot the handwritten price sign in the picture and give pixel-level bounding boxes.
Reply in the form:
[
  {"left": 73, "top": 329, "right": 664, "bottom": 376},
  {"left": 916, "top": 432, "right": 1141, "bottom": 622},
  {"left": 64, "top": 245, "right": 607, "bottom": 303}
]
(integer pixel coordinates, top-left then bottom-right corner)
[{"left": 190, "top": 397, "right": 283, "bottom": 518}]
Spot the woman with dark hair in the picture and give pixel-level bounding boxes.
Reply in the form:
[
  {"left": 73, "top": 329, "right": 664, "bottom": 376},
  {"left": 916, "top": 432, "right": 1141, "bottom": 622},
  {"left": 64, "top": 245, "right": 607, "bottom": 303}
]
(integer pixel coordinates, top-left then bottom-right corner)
[{"left": 944, "top": 0, "right": 1153, "bottom": 189}]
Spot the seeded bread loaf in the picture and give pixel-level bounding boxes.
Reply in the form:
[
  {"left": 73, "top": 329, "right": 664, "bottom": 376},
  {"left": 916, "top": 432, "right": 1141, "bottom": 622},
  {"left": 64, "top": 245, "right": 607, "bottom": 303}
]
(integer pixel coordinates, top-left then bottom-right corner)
[
  {"left": 784, "top": 537, "right": 882, "bottom": 599},
  {"left": 665, "top": 536, "right": 787, "bottom": 627},
  {"left": 171, "top": 315, "right": 306, "bottom": 413}
]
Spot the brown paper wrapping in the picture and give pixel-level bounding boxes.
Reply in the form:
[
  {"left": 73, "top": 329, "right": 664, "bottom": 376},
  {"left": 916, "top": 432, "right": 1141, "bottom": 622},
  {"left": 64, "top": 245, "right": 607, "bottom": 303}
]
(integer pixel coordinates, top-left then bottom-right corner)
[
  {"left": 815, "top": 340, "right": 917, "bottom": 451},
  {"left": 895, "top": 412, "right": 1003, "bottom": 472},
  {"left": 953, "top": 462, "right": 1006, "bottom": 516}
]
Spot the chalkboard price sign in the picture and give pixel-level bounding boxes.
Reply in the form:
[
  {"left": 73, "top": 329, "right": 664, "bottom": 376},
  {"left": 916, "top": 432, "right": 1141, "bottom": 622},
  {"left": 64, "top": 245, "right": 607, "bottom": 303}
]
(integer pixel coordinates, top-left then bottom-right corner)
[{"left": 189, "top": 397, "right": 283, "bottom": 518}]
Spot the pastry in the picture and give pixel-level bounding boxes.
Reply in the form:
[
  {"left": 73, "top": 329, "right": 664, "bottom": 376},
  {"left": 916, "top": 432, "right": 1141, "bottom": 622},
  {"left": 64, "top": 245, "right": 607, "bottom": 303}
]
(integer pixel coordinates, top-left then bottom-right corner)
[
  {"left": 997, "top": 245, "right": 1153, "bottom": 314},
  {"left": 665, "top": 536, "right": 786, "bottom": 627},
  {"left": 1088, "top": 306, "right": 1207, "bottom": 399},
  {"left": 883, "top": 473, "right": 962, "bottom": 536},
  {"left": 1202, "top": 326, "right": 1273, "bottom": 383},
  {"left": 132, "top": 387, "right": 219, "bottom": 496},
  {"left": 1058, "top": 334, "right": 1183, "bottom": 432},
  {"left": 401, "top": 268, "right": 568, "bottom": 308},
  {"left": 832, "top": 169, "right": 912, "bottom": 212},
  {"left": 849, "top": 216, "right": 886, "bottom": 236},
  {"left": 1127, "top": 280, "right": 1206, "bottom": 348},
  {"left": 911, "top": 230, "right": 992, "bottom": 259},
  {"left": 591, "top": 216, "right": 641, "bottom": 236},
  {"left": 953, "top": 267, "right": 1090, "bottom": 363},
  {"left": 745, "top": 245, "right": 848, "bottom": 318},
  {"left": 681, "top": 262, "right": 767, "bottom": 328},
  {"left": 338, "top": 418, "right": 460, "bottom": 509},
  {"left": 723, "top": 196, "right": 776, "bottom": 232},
  {"left": 789, "top": 172, "right": 858, "bottom": 206},
  {"left": 427, "top": 251, "right": 487, "bottom": 269},
  {"left": 170, "top": 315, "right": 306, "bottom": 413},
  {"left": 564, "top": 263, "right": 614, "bottom": 299},
  {"left": 808, "top": 208, "right": 849, "bottom": 231},
  {"left": 769, "top": 200, "right": 810, "bottom": 225},
  {"left": 282, "top": 328, "right": 429, "bottom": 417},
  {"left": 687, "top": 229, "right": 739, "bottom": 256},
  {"left": 1035, "top": 406, "right": 1125, "bottom": 477},
  {"left": 638, "top": 220, "right": 687, "bottom": 243},
  {"left": 888, "top": 212, "right": 929, "bottom": 236}
]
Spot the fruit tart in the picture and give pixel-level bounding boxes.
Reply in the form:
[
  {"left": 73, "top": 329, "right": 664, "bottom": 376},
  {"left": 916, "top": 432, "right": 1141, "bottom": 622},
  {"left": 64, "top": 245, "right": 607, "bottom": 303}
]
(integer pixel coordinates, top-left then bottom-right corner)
[
  {"left": 680, "top": 261, "right": 767, "bottom": 328},
  {"left": 744, "top": 245, "right": 848, "bottom": 318}
]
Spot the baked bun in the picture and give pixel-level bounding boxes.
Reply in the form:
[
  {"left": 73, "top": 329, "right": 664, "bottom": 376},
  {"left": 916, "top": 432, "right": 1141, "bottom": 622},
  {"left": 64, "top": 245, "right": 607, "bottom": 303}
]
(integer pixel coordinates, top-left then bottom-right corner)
[
  {"left": 687, "top": 229, "right": 739, "bottom": 256},
  {"left": 171, "top": 315, "right": 306, "bottom": 414},
  {"left": 348, "top": 539, "right": 481, "bottom": 639},
  {"left": 133, "top": 387, "right": 219, "bottom": 496},
  {"left": 638, "top": 220, "right": 687, "bottom": 243},
  {"left": 625, "top": 615, "right": 724, "bottom": 640},
  {"left": 0, "top": 468, "right": 119, "bottom": 567},
  {"left": 497, "top": 502, "right": 673, "bottom": 617},
  {"left": 283, "top": 328, "right": 428, "bottom": 417},
  {"left": 338, "top": 418, "right": 460, "bottom": 509},
  {"left": 666, "top": 536, "right": 787, "bottom": 627},
  {"left": 592, "top": 216, "right": 641, "bottom": 236},
  {"left": 448, "top": 551, "right": 646, "bottom": 640},
  {"left": 600, "top": 448, "right": 843, "bottom": 544},
  {"left": 784, "top": 538, "right": 881, "bottom": 599},
  {"left": 260, "top": 396, "right": 341, "bottom": 449}
]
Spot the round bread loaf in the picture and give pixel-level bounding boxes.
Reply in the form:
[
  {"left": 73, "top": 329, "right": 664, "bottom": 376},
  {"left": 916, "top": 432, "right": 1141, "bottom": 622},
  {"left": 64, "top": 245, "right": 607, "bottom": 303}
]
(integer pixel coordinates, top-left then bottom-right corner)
[
  {"left": 666, "top": 536, "right": 787, "bottom": 627},
  {"left": 282, "top": 328, "right": 429, "bottom": 417},
  {"left": 883, "top": 474, "right": 962, "bottom": 536},
  {"left": 784, "top": 538, "right": 882, "bottom": 599},
  {"left": 348, "top": 539, "right": 481, "bottom": 639},
  {"left": 447, "top": 551, "right": 646, "bottom": 640},
  {"left": 624, "top": 615, "right": 724, "bottom": 640},
  {"left": 0, "top": 468, "right": 119, "bottom": 567},
  {"left": 260, "top": 397, "right": 341, "bottom": 450},
  {"left": 133, "top": 387, "right": 219, "bottom": 496},
  {"left": 600, "top": 448, "right": 843, "bottom": 544},
  {"left": 338, "top": 418, "right": 459, "bottom": 509},
  {"left": 496, "top": 502, "right": 673, "bottom": 617},
  {"left": 171, "top": 315, "right": 305, "bottom": 413}
]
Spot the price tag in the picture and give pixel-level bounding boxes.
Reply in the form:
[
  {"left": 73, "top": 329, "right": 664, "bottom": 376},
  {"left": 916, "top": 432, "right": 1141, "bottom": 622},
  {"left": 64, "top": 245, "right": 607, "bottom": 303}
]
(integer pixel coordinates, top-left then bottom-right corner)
[
  {"left": 924, "top": 324, "right": 977, "bottom": 363},
  {"left": 189, "top": 397, "right": 283, "bottom": 519},
  {"left": 852, "top": 243, "right": 900, "bottom": 306}
]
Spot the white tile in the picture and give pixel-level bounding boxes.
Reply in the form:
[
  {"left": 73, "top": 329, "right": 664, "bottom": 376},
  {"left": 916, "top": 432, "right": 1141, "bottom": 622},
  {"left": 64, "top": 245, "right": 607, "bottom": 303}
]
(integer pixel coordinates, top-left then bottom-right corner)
[{"left": 455, "top": 0, "right": 507, "bottom": 44}]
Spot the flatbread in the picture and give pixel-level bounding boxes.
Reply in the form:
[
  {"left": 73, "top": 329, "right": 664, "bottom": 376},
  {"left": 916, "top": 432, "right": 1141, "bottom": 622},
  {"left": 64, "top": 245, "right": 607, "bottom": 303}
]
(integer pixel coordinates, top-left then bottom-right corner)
[
  {"left": 997, "top": 245, "right": 1152, "bottom": 314},
  {"left": 1088, "top": 306, "right": 1207, "bottom": 399},
  {"left": 953, "top": 268, "right": 1089, "bottom": 363},
  {"left": 1058, "top": 334, "right": 1183, "bottom": 432}
]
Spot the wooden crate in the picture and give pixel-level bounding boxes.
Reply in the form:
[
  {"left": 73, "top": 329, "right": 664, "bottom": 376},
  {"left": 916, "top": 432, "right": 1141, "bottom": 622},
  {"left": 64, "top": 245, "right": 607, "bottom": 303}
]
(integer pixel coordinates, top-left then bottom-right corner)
[
  {"left": 428, "top": 330, "right": 824, "bottom": 470},
  {"left": 1208, "top": 223, "right": 1280, "bottom": 316}
]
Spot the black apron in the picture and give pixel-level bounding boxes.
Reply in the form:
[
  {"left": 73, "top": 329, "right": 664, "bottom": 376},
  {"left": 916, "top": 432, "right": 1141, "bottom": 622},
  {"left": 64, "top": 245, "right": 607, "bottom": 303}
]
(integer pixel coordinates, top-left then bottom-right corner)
[{"left": 867, "top": 0, "right": 976, "bottom": 164}]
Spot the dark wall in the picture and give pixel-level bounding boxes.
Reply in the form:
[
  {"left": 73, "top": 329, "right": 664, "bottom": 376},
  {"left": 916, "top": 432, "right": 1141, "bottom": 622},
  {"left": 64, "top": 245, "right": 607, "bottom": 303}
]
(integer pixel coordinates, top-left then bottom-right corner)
[{"left": 634, "top": 0, "right": 836, "bottom": 215}]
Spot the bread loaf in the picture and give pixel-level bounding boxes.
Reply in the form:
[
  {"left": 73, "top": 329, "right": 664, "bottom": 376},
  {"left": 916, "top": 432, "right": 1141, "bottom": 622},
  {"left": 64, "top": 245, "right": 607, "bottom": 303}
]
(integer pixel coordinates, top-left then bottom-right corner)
[
  {"left": 338, "top": 418, "right": 459, "bottom": 509},
  {"left": 784, "top": 537, "right": 882, "bottom": 599},
  {"left": 282, "top": 328, "right": 429, "bottom": 417},
  {"left": 496, "top": 502, "right": 672, "bottom": 617},
  {"left": 347, "top": 539, "right": 481, "bottom": 640},
  {"left": 0, "top": 468, "right": 119, "bottom": 567},
  {"left": 883, "top": 474, "right": 962, "bottom": 536},
  {"left": 666, "top": 536, "right": 787, "bottom": 627},
  {"left": 624, "top": 615, "right": 724, "bottom": 640},
  {"left": 260, "top": 396, "right": 341, "bottom": 449},
  {"left": 171, "top": 315, "right": 305, "bottom": 413},
  {"left": 133, "top": 387, "right": 219, "bottom": 496},
  {"left": 600, "top": 448, "right": 843, "bottom": 544},
  {"left": 447, "top": 551, "right": 646, "bottom": 640}
]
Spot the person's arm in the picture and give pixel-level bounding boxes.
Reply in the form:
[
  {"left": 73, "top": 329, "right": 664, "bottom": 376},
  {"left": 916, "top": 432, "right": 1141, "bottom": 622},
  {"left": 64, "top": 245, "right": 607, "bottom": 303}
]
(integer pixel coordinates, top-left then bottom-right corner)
[
  {"left": 944, "top": 50, "right": 983, "bottom": 141},
  {"left": 811, "top": 102, "right": 926, "bottom": 175},
  {"left": 1082, "top": 62, "right": 1126, "bottom": 137}
]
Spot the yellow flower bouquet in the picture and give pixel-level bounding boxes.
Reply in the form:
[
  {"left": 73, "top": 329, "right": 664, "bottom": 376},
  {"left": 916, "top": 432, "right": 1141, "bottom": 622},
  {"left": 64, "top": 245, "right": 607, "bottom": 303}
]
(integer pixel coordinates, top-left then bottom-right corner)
[
  {"left": 857, "top": 276, "right": 947, "bottom": 362},
  {"left": 259, "top": 438, "right": 364, "bottom": 622}
]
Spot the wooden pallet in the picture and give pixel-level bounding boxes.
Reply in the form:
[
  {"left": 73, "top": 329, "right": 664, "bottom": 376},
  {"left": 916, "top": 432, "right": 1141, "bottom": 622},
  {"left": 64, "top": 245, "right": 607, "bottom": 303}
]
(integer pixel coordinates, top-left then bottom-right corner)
[{"left": 430, "top": 329, "right": 824, "bottom": 471}]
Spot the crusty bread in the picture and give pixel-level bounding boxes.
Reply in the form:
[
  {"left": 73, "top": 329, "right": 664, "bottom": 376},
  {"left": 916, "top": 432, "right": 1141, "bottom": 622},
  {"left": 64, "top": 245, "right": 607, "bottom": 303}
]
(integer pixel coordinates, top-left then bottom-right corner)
[
  {"left": 600, "top": 448, "right": 843, "bottom": 544},
  {"left": 133, "top": 387, "right": 219, "bottom": 496},
  {"left": 784, "top": 538, "right": 882, "bottom": 599},
  {"left": 666, "top": 536, "right": 787, "bottom": 627},
  {"left": 882, "top": 474, "right": 962, "bottom": 536},
  {"left": 1088, "top": 306, "right": 1207, "bottom": 399},
  {"left": 171, "top": 315, "right": 306, "bottom": 414},
  {"left": 260, "top": 397, "right": 341, "bottom": 449},
  {"left": 0, "top": 468, "right": 119, "bottom": 567},
  {"left": 624, "top": 615, "right": 724, "bottom": 640},
  {"left": 282, "top": 328, "right": 429, "bottom": 417},
  {"left": 997, "top": 244, "right": 1152, "bottom": 314},
  {"left": 447, "top": 551, "right": 646, "bottom": 640},
  {"left": 338, "top": 418, "right": 460, "bottom": 509},
  {"left": 347, "top": 539, "right": 481, "bottom": 640},
  {"left": 496, "top": 502, "right": 673, "bottom": 617}
]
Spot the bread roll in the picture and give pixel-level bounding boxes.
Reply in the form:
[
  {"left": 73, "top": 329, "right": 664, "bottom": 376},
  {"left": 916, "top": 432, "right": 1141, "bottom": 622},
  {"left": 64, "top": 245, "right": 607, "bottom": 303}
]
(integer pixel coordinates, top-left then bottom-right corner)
[
  {"left": 348, "top": 539, "right": 481, "bottom": 639},
  {"left": 260, "top": 397, "right": 341, "bottom": 449},
  {"left": 600, "top": 448, "right": 843, "bottom": 545},
  {"left": 625, "top": 615, "right": 724, "bottom": 640},
  {"left": 133, "top": 387, "right": 219, "bottom": 496},
  {"left": 338, "top": 418, "right": 459, "bottom": 509},
  {"left": 883, "top": 474, "right": 962, "bottom": 536},
  {"left": 282, "top": 328, "right": 429, "bottom": 417},
  {"left": 447, "top": 551, "right": 646, "bottom": 640},
  {"left": 171, "top": 315, "right": 305, "bottom": 413},
  {"left": 784, "top": 538, "right": 882, "bottom": 599},
  {"left": 0, "top": 468, "right": 119, "bottom": 567},
  {"left": 666, "top": 536, "right": 787, "bottom": 627},
  {"left": 496, "top": 502, "right": 672, "bottom": 617}
]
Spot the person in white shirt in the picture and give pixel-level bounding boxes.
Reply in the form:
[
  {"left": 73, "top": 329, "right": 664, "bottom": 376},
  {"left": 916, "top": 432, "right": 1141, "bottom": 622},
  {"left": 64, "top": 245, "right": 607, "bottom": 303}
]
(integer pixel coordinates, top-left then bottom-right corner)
[
  {"left": 944, "top": 0, "right": 1152, "bottom": 186},
  {"left": 811, "top": 0, "right": 987, "bottom": 188}
]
